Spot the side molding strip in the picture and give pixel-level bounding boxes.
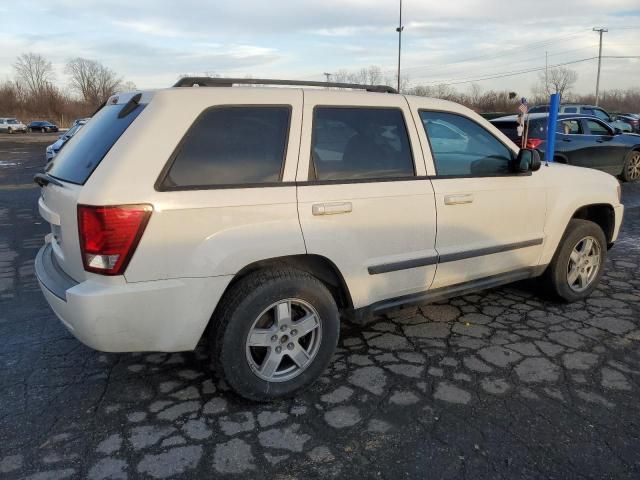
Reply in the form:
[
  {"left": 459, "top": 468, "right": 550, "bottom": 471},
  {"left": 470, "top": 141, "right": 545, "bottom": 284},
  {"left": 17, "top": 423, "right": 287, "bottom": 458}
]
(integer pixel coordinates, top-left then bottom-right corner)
[{"left": 367, "top": 237, "right": 544, "bottom": 275}]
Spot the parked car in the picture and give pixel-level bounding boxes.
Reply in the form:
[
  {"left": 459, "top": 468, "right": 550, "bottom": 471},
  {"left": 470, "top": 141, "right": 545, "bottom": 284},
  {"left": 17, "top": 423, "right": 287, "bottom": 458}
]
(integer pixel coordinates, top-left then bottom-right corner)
[
  {"left": 0, "top": 117, "right": 27, "bottom": 133},
  {"left": 35, "top": 79, "right": 624, "bottom": 401},
  {"left": 28, "top": 121, "right": 59, "bottom": 133},
  {"left": 528, "top": 104, "right": 632, "bottom": 132},
  {"left": 45, "top": 120, "right": 88, "bottom": 163},
  {"left": 613, "top": 113, "right": 640, "bottom": 133},
  {"left": 491, "top": 113, "right": 640, "bottom": 182}
]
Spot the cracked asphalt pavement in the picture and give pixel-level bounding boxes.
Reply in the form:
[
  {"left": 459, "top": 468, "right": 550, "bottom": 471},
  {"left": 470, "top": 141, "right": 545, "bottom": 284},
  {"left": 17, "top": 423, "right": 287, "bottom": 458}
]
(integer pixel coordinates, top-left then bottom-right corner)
[{"left": 2, "top": 135, "right": 640, "bottom": 479}]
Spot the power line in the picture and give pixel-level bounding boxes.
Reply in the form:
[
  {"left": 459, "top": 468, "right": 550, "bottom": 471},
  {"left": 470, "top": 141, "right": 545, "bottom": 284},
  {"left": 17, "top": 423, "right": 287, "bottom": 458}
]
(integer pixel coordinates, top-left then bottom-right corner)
[
  {"left": 410, "top": 55, "right": 640, "bottom": 86},
  {"left": 413, "top": 57, "right": 598, "bottom": 86},
  {"left": 410, "top": 45, "right": 599, "bottom": 81},
  {"left": 388, "top": 29, "right": 591, "bottom": 74}
]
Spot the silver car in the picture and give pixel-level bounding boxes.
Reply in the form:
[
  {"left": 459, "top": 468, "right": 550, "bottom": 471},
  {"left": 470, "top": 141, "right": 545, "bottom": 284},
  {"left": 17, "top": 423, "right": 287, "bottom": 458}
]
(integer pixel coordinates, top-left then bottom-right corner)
[
  {"left": 0, "top": 117, "right": 27, "bottom": 133},
  {"left": 45, "top": 120, "right": 88, "bottom": 163}
]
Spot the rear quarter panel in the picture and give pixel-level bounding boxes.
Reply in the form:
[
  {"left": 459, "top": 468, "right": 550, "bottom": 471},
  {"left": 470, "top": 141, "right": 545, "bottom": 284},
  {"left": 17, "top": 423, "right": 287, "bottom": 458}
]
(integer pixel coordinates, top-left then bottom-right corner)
[{"left": 80, "top": 87, "right": 306, "bottom": 282}]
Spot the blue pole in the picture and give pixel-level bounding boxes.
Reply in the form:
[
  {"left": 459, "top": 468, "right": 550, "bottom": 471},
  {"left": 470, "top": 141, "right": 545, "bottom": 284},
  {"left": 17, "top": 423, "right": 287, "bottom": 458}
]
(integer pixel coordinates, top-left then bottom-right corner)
[{"left": 545, "top": 93, "right": 561, "bottom": 164}]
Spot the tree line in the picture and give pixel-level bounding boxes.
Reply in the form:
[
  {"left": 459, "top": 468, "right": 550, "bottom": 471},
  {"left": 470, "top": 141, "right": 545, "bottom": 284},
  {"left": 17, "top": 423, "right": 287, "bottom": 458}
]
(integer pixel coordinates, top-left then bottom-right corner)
[
  {"left": 0, "top": 53, "right": 135, "bottom": 127},
  {"left": 332, "top": 65, "right": 640, "bottom": 114},
  {"left": 2, "top": 56, "right": 639, "bottom": 127}
]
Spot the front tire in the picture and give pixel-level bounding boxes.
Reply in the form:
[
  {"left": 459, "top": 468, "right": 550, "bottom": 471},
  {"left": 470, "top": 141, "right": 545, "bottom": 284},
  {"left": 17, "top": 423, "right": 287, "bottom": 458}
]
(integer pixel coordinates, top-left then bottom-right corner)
[
  {"left": 545, "top": 219, "right": 607, "bottom": 302},
  {"left": 210, "top": 268, "right": 340, "bottom": 401},
  {"left": 621, "top": 150, "right": 640, "bottom": 182}
]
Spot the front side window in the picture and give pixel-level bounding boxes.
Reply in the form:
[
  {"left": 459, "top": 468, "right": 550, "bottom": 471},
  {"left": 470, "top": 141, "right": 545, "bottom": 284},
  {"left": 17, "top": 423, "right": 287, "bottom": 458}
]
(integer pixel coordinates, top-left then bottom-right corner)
[
  {"left": 420, "top": 111, "right": 513, "bottom": 176},
  {"left": 586, "top": 119, "right": 611, "bottom": 136},
  {"left": 161, "top": 106, "right": 291, "bottom": 189},
  {"left": 310, "top": 107, "right": 414, "bottom": 181},
  {"left": 557, "top": 120, "right": 582, "bottom": 134}
]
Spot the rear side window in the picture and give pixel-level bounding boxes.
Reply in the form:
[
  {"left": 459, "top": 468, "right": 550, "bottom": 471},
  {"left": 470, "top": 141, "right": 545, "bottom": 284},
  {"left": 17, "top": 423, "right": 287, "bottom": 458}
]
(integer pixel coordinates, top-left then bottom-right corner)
[
  {"left": 160, "top": 106, "right": 290, "bottom": 189},
  {"left": 563, "top": 107, "right": 577, "bottom": 113},
  {"left": 310, "top": 107, "right": 414, "bottom": 181},
  {"left": 557, "top": 120, "right": 582, "bottom": 134},
  {"left": 47, "top": 104, "right": 145, "bottom": 184}
]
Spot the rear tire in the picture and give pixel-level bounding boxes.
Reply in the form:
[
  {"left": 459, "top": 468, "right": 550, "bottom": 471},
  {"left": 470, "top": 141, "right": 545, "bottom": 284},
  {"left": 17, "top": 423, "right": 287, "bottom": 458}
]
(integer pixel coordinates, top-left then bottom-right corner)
[
  {"left": 210, "top": 268, "right": 340, "bottom": 401},
  {"left": 621, "top": 150, "right": 640, "bottom": 182},
  {"left": 544, "top": 219, "right": 607, "bottom": 302}
]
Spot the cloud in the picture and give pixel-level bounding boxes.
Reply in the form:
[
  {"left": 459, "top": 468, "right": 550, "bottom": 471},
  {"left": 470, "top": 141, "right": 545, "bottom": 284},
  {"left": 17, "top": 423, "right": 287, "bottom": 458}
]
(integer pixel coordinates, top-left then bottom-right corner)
[{"left": 0, "top": 0, "right": 638, "bottom": 94}]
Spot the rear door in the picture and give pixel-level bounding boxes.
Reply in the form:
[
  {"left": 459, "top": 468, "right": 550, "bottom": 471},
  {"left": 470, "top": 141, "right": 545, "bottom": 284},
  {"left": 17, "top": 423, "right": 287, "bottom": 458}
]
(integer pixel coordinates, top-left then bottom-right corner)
[
  {"left": 38, "top": 94, "right": 148, "bottom": 281},
  {"left": 296, "top": 91, "right": 437, "bottom": 308},
  {"left": 555, "top": 118, "right": 591, "bottom": 165}
]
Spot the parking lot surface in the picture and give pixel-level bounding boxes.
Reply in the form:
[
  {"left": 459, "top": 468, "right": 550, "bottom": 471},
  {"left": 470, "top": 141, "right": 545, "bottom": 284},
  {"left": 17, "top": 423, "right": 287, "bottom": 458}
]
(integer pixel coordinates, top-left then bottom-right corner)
[{"left": 2, "top": 135, "right": 640, "bottom": 479}]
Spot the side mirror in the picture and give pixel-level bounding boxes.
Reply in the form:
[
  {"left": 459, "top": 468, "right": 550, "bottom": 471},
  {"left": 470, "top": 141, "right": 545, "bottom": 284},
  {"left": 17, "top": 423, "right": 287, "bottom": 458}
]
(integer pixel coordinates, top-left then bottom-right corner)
[
  {"left": 614, "top": 127, "right": 622, "bottom": 135},
  {"left": 515, "top": 148, "right": 541, "bottom": 172}
]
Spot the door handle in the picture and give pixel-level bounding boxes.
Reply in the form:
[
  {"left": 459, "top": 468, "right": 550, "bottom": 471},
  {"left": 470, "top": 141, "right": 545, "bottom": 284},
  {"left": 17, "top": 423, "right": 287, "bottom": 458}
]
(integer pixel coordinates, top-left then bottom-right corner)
[
  {"left": 562, "top": 137, "right": 571, "bottom": 142},
  {"left": 444, "top": 194, "right": 474, "bottom": 205},
  {"left": 596, "top": 139, "right": 604, "bottom": 143},
  {"left": 312, "top": 202, "right": 353, "bottom": 216}
]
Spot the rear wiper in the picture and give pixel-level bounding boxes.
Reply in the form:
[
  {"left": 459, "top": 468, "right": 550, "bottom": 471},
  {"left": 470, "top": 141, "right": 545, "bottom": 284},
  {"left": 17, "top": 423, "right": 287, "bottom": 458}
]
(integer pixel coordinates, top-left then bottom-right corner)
[
  {"left": 34, "top": 172, "right": 64, "bottom": 188},
  {"left": 118, "top": 93, "right": 142, "bottom": 118}
]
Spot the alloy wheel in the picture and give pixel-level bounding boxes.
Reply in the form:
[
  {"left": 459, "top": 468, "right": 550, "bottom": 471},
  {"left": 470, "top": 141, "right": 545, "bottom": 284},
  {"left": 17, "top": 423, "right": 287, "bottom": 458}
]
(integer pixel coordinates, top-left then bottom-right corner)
[
  {"left": 245, "top": 298, "right": 322, "bottom": 382},
  {"left": 627, "top": 152, "right": 640, "bottom": 180},
  {"left": 566, "top": 236, "right": 601, "bottom": 292}
]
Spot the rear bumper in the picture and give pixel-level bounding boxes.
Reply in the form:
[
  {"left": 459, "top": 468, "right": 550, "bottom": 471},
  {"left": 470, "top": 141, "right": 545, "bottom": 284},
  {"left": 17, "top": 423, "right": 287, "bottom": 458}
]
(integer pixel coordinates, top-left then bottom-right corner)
[{"left": 35, "top": 243, "right": 232, "bottom": 352}]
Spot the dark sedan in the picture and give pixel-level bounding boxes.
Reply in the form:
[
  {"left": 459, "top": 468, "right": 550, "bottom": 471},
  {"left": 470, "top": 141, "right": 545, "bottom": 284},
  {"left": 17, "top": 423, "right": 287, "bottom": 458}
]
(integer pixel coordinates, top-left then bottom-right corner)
[
  {"left": 491, "top": 113, "right": 640, "bottom": 182},
  {"left": 27, "top": 121, "right": 59, "bottom": 133}
]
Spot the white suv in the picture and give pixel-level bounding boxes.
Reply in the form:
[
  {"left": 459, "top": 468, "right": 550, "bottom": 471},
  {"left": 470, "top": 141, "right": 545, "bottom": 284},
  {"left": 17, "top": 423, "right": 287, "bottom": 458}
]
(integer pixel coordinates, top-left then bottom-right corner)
[{"left": 35, "top": 78, "right": 624, "bottom": 401}]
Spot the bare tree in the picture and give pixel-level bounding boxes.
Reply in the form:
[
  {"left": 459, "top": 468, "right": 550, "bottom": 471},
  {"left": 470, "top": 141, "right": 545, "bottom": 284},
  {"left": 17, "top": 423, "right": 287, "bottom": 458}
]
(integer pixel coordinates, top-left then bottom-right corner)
[
  {"left": 13, "top": 53, "right": 55, "bottom": 97},
  {"left": 534, "top": 66, "right": 577, "bottom": 99},
  {"left": 66, "top": 58, "right": 123, "bottom": 107}
]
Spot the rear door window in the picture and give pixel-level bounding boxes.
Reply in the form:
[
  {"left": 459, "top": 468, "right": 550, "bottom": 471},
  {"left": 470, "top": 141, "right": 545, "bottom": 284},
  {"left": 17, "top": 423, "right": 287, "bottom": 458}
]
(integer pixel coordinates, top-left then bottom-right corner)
[
  {"left": 46, "top": 104, "right": 145, "bottom": 184},
  {"left": 557, "top": 120, "right": 582, "bottom": 134},
  {"left": 310, "top": 107, "right": 414, "bottom": 181},
  {"left": 160, "top": 106, "right": 291, "bottom": 189}
]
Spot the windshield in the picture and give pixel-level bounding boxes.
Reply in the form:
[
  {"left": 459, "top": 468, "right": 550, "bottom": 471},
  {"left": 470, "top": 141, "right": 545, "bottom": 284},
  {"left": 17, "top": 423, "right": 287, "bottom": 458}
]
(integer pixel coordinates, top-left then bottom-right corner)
[{"left": 46, "top": 104, "right": 145, "bottom": 184}]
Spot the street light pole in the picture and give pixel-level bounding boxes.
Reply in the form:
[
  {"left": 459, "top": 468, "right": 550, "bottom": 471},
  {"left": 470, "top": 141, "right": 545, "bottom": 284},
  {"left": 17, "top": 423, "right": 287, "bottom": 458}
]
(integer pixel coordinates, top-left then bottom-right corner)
[
  {"left": 396, "top": 0, "right": 404, "bottom": 92},
  {"left": 323, "top": 72, "right": 332, "bottom": 85},
  {"left": 593, "top": 27, "right": 608, "bottom": 106}
]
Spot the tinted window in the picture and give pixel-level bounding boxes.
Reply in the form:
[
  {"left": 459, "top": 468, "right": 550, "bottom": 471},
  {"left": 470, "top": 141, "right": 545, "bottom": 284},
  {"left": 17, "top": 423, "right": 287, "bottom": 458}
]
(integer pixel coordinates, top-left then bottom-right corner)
[
  {"left": 557, "top": 120, "right": 582, "bottom": 134},
  {"left": 421, "top": 111, "right": 513, "bottom": 176},
  {"left": 47, "top": 104, "right": 145, "bottom": 184},
  {"left": 563, "top": 107, "right": 577, "bottom": 113},
  {"left": 311, "top": 107, "right": 414, "bottom": 180},
  {"left": 162, "top": 106, "right": 290, "bottom": 188},
  {"left": 586, "top": 120, "right": 610, "bottom": 135}
]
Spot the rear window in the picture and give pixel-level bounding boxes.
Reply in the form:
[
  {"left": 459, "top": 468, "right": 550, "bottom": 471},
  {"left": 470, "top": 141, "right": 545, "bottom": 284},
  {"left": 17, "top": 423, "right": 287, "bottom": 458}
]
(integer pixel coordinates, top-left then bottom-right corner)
[
  {"left": 490, "top": 120, "right": 520, "bottom": 141},
  {"left": 46, "top": 104, "right": 145, "bottom": 184}
]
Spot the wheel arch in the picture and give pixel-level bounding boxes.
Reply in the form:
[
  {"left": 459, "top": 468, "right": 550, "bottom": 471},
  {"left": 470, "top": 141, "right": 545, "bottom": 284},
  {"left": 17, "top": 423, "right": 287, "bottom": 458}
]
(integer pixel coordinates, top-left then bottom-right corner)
[
  {"left": 227, "top": 254, "right": 354, "bottom": 310},
  {"left": 571, "top": 203, "right": 615, "bottom": 244}
]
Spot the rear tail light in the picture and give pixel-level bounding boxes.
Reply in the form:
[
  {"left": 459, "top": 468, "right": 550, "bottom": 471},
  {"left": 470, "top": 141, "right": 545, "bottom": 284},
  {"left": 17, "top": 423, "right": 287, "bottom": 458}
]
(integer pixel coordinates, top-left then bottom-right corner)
[
  {"left": 525, "top": 138, "right": 544, "bottom": 149},
  {"left": 78, "top": 204, "right": 152, "bottom": 275}
]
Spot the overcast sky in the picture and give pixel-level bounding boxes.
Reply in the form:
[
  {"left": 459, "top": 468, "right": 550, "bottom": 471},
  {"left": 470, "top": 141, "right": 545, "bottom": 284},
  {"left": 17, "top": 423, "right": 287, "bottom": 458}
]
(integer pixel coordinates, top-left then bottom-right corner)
[{"left": 1, "top": 0, "right": 638, "bottom": 97}]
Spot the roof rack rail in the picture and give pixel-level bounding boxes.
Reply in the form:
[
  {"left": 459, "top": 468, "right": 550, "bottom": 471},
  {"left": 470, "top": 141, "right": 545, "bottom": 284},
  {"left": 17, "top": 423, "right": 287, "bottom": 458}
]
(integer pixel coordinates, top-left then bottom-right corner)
[{"left": 172, "top": 77, "right": 397, "bottom": 94}]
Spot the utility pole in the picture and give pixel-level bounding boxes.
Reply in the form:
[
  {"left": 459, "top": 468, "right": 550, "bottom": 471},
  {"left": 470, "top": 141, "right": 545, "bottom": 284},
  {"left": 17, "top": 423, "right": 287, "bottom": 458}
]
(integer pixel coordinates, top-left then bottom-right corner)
[
  {"left": 323, "top": 72, "right": 332, "bottom": 83},
  {"left": 593, "top": 27, "right": 608, "bottom": 106},
  {"left": 545, "top": 51, "right": 548, "bottom": 94},
  {"left": 396, "top": 0, "right": 404, "bottom": 92}
]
